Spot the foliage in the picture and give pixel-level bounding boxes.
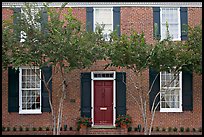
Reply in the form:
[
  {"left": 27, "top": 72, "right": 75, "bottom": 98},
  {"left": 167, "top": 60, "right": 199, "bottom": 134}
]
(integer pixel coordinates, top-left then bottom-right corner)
[
  {"left": 180, "top": 127, "right": 184, "bottom": 132},
  {"left": 76, "top": 116, "right": 92, "bottom": 127},
  {"left": 128, "top": 126, "right": 132, "bottom": 132},
  {"left": 115, "top": 114, "right": 132, "bottom": 127},
  {"left": 173, "top": 127, "right": 178, "bottom": 132},
  {"left": 185, "top": 127, "right": 190, "bottom": 132}
]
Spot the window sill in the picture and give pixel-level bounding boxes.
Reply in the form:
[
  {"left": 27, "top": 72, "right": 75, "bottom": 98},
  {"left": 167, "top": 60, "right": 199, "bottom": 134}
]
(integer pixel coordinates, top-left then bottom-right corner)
[{"left": 19, "top": 110, "right": 42, "bottom": 114}]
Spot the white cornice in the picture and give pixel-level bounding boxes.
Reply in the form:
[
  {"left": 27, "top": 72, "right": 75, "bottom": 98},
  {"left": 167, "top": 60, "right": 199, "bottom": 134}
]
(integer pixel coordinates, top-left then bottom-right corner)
[{"left": 2, "top": 2, "right": 202, "bottom": 8}]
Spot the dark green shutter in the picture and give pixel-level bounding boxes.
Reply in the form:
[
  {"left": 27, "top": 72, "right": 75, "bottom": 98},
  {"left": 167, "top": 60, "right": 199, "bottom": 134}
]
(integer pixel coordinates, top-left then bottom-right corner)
[
  {"left": 113, "top": 7, "right": 121, "bottom": 36},
  {"left": 41, "top": 66, "right": 52, "bottom": 112},
  {"left": 41, "top": 8, "right": 48, "bottom": 34},
  {"left": 182, "top": 71, "right": 193, "bottom": 111},
  {"left": 8, "top": 67, "right": 19, "bottom": 112},
  {"left": 116, "top": 72, "right": 126, "bottom": 116},
  {"left": 13, "top": 7, "right": 21, "bottom": 41},
  {"left": 86, "top": 7, "right": 93, "bottom": 32},
  {"left": 149, "top": 68, "right": 160, "bottom": 111},
  {"left": 80, "top": 72, "right": 91, "bottom": 117},
  {"left": 153, "top": 7, "right": 161, "bottom": 40},
  {"left": 180, "top": 7, "right": 188, "bottom": 40}
]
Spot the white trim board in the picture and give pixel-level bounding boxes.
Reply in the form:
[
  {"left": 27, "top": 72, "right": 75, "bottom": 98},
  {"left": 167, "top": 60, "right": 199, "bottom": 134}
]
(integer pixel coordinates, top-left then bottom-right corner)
[{"left": 2, "top": 2, "right": 202, "bottom": 8}]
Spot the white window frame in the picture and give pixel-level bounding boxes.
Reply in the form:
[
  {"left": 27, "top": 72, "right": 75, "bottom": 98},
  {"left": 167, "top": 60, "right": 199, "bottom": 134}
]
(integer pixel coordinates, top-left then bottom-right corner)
[
  {"left": 160, "top": 71, "right": 182, "bottom": 112},
  {"left": 160, "top": 7, "right": 181, "bottom": 41},
  {"left": 91, "top": 71, "right": 116, "bottom": 127},
  {"left": 93, "top": 7, "right": 113, "bottom": 41},
  {"left": 19, "top": 66, "right": 42, "bottom": 114},
  {"left": 20, "top": 8, "right": 40, "bottom": 43}
]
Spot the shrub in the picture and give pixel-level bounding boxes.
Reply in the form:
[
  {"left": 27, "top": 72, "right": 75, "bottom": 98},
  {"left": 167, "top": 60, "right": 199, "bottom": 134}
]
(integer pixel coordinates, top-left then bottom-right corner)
[
  {"left": 192, "top": 128, "right": 196, "bottom": 132},
  {"left": 173, "top": 127, "right": 177, "bottom": 132},
  {"left": 69, "top": 127, "right": 73, "bottom": 131},
  {"left": 128, "top": 127, "right": 132, "bottom": 132},
  {"left": 180, "top": 127, "right": 184, "bottom": 132},
  {"left": 12, "top": 127, "right": 16, "bottom": 131},
  {"left": 25, "top": 127, "right": 29, "bottom": 131},
  {"left": 134, "top": 127, "right": 137, "bottom": 131},
  {"left": 6, "top": 127, "right": 10, "bottom": 131},
  {"left": 162, "top": 127, "right": 166, "bottom": 132},
  {"left": 2, "top": 127, "right": 6, "bottom": 131},
  {"left": 156, "top": 127, "right": 160, "bottom": 131},
  {"left": 19, "top": 126, "right": 23, "bottom": 131},
  {"left": 115, "top": 114, "right": 132, "bottom": 127},
  {"left": 46, "top": 127, "right": 50, "bottom": 131},
  {"left": 185, "top": 127, "right": 190, "bottom": 132},
  {"left": 64, "top": 125, "right": 67, "bottom": 131},
  {"left": 198, "top": 127, "right": 202, "bottom": 132},
  {"left": 77, "top": 116, "right": 92, "bottom": 127},
  {"left": 168, "top": 127, "right": 172, "bottom": 132},
  {"left": 32, "top": 127, "right": 36, "bottom": 131},
  {"left": 38, "top": 127, "right": 42, "bottom": 131}
]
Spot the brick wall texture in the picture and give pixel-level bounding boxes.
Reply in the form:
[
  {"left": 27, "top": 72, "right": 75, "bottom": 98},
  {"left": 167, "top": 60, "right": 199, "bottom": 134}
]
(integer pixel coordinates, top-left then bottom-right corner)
[{"left": 2, "top": 6, "right": 202, "bottom": 131}]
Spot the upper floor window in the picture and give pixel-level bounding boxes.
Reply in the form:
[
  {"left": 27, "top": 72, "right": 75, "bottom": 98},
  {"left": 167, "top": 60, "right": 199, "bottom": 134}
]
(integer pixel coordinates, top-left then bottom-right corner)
[
  {"left": 160, "top": 71, "right": 182, "bottom": 112},
  {"left": 160, "top": 7, "right": 181, "bottom": 41},
  {"left": 20, "top": 8, "right": 40, "bottom": 43},
  {"left": 94, "top": 8, "right": 113, "bottom": 41},
  {"left": 19, "top": 66, "right": 42, "bottom": 114}
]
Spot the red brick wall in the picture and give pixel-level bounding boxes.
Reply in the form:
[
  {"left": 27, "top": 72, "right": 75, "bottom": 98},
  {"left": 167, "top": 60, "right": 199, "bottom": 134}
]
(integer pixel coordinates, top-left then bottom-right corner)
[{"left": 2, "top": 6, "right": 202, "bottom": 132}]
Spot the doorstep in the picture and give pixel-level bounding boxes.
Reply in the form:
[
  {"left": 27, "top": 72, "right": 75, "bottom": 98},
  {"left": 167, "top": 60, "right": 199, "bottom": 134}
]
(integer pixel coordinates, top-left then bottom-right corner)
[{"left": 91, "top": 125, "right": 116, "bottom": 129}]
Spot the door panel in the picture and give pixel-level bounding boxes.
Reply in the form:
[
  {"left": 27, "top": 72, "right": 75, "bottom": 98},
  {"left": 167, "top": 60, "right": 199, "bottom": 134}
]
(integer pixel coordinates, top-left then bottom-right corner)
[{"left": 94, "top": 80, "right": 113, "bottom": 125}]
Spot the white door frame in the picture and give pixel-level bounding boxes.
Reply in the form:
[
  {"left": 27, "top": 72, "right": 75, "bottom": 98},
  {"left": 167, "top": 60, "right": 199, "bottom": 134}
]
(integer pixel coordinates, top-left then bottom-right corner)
[{"left": 91, "top": 71, "right": 116, "bottom": 127}]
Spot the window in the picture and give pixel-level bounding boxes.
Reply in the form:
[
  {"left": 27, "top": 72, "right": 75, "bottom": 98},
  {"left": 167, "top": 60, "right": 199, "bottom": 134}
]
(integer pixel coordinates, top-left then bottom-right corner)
[
  {"left": 94, "top": 8, "right": 113, "bottom": 41},
  {"left": 20, "top": 8, "right": 40, "bottom": 43},
  {"left": 160, "top": 71, "right": 182, "bottom": 112},
  {"left": 160, "top": 7, "right": 180, "bottom": 41},
  {"left": 19, "top": 67, "right": 42, "bottom": 114}
]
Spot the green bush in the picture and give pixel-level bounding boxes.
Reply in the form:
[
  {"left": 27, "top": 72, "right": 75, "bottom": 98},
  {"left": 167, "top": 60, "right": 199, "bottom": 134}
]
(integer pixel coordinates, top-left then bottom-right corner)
[
  {"left": 168, "top": 127, "right": 172, "bottom": 132},
  {"left": 156, "top": 127, "right": 160, "bottom": 131},
  {"left": 192, "top": 128, "right": 196, "bottom": 132},
  {"left": 2, "top": 127, "right": 6, "bottom": 131},
  {"left": 198, "top": 127, "right": 202, "bottom": 132},
  {"left": 38, "top": 127, "right": 42, "bottom": 131},
  {"left": 128, "top": 127, "right": 132, "bottom": 132},
  {"left": 173, "top": 127, "right": 177, "bottom": 132},
  {"left": 32, "top": 127, "right": 36, "bottom": 131},
  {"left": 185, "top": 127, "right": 190, "bottom": 132},
  {"left": 134, "top": 127, "right": 137, "bottom": 131},
  {"left": 25, "top": 127, "right": 29, "bottom": 131},
  {"left": 69, "top": 127, "right": 73, "bottom": 131},
  {"left": 19, "top": 126, "right": 23, "bottom": 131},
  {"left": 6, "top": 127, "right": 10, "bottom": 131},
  {"left": 12, "top": 127, "right": 16, "bottom": 131},
  {"left": 180, "top": 127, "right": 184, "bottom": 132},
  {"left": 46, "top": 127, "right": 50, "bottom": 131},
  {"left": 162, "top": 127, "right": 166, "bottom": 132}
]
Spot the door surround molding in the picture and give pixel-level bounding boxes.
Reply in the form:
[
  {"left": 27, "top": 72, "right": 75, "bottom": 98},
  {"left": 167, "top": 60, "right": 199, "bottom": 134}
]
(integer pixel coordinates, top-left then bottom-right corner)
[{"left": 91, "top": 71, "right": 116, "bottom": 127}]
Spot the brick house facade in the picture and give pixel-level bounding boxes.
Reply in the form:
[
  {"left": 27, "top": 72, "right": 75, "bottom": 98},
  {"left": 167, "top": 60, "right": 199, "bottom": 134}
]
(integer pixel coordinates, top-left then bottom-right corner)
[{"left": 2, "top": 2, "right": 202, "bottom": 133}]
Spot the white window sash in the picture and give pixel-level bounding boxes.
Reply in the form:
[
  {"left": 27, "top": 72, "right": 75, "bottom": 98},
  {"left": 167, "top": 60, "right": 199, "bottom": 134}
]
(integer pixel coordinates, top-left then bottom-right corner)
[
  {"left": 160, "top": 71, "right": 182, "bottom": 112},
  {"left": 93, "top": 7, "right": 113, "bottom": 41},
  {"left": 19, "top": 66, "right": 42, "bottom": 114},
  {"left": 160, "top": 7, "right": 181, "bottom": 41}
]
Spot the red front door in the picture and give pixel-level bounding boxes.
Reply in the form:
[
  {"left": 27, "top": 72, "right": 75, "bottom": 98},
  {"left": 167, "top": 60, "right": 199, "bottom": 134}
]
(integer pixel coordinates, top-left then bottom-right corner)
[{"left": 94, "top": 80, "right": 113, "bottom": 125}]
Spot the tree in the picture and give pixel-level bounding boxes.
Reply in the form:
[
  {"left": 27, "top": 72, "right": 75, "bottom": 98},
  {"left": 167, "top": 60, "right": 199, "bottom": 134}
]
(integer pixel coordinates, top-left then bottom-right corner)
[
  {"left": 107, "top": 22, "right": 202, "bottom": 135},
  {"left": 2, "top": 2, "right": 106, "bottom": 135}
]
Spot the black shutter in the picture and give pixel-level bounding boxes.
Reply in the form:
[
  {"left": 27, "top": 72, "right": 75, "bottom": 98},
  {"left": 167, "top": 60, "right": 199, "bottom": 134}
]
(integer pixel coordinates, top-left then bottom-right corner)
[
  {"left": 41, "top": 8, "right": 48, "bottom": 34},
  {"left": 116, "top": 72, "right": 126, "bottom": 116},
  {"left": 13, "top": 7, "right": 21, "bottom": 41},
  {"left": 182, "top": 71, "right": 193, "bottom": 111},
  {"left": 8, "top": 67, "right": 19, "bottom": 112},
  {"left": 149, "top": 68, "right": 160, "bottom": 111},
  {"left": 86, "top": 7, "right": 93, "bottom": 32},
  {"left": 113, "top": 7, "right": 121, "bottom": 36},
  {"left": 41, "top": 66, "right": 52, "bottom": 112},
  {"left": 80, "top": 72, "right": 91, "bottom": 117},
  {"left": 153, "top": 7, "right": 160, "bottom": 40},
  {"left": 180, "top": 7, "right": 188, "bottom": 40}
]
